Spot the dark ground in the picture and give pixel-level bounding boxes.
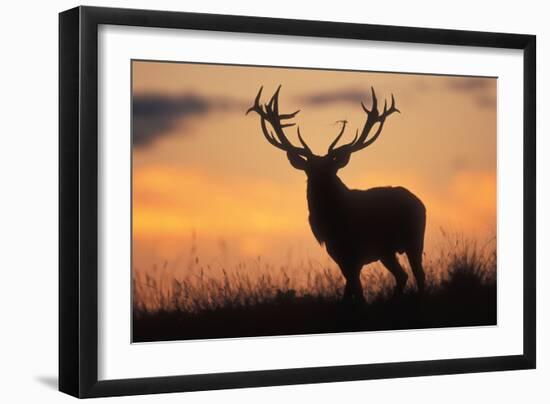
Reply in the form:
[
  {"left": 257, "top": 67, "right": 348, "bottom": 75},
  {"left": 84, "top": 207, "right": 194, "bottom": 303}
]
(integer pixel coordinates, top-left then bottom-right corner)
[{"left": 133, "top": 275, "right": 496, "bottom": 342}]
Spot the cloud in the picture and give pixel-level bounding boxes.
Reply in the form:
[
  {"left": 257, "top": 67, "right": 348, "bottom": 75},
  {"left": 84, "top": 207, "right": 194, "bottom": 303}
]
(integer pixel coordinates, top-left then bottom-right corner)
[
  {"left": 445, "top": 77, "right": 496, "bottom": 109},
  {"left": 298, "top": 88, "right": 373, "bottom": 106},
  {"left": 447, "top": 77, "right": 491, "bottom": 92},
  {"left": 132, "top": 94, "right": 242, "bottom": 148},
  {"left": 475, "top": 94, "right": 497, "bottom": 109}
]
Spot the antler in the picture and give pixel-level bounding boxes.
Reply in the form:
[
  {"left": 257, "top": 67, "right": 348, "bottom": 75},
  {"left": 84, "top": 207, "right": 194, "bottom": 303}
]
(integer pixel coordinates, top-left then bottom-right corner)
[
  {"left": 328, "top": 120, "right": 352, "bottom": 153},
  {"left": 328, "top": 87, "right": 400, "bottom": 155},
  {"left": 246, "top": 85, "right": 313, "bottom": 157}
]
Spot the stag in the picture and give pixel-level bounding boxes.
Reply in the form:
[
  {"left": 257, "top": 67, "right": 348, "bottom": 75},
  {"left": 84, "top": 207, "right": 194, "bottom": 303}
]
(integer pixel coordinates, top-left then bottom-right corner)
[{"left": 246, "top": 86, "right": 426, "bottom": 302}]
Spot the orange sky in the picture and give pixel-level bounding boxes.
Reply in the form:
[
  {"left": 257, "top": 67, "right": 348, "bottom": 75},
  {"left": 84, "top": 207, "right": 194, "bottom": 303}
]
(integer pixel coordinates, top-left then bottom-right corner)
[{"left": 132, "top": 60, "right": 496, "bottom": 276}]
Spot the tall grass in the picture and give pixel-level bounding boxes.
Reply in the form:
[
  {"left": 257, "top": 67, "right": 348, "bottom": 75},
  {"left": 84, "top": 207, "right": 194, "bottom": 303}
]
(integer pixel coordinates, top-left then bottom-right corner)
[{"left": 133, "top": 232, "right": 496, "bottom": 316}]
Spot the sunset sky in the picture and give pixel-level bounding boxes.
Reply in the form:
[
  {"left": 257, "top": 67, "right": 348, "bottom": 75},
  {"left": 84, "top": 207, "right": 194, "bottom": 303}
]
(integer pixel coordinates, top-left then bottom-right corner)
[{"left": 132, "top": 60, "right": 496, "bottom": 277}]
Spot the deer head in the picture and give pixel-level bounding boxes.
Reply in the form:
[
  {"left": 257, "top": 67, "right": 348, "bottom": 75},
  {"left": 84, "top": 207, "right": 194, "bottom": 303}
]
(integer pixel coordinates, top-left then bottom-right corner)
[{"left": 246, "top": 85, "right": 400, "bottom": 180}]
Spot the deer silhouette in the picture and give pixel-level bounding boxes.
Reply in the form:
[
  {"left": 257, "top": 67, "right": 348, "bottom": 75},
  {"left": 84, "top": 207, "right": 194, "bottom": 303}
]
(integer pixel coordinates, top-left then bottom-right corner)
[{"left": 246, "top": 85, "right": 426, "bottom": 302}]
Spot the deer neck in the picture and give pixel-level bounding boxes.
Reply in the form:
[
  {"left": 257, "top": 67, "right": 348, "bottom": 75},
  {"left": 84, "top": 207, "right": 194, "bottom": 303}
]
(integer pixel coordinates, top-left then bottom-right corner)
[
  {"left": 306, "top": 174, "right": 348, "bottom": 214},
  {"left": 305, "top": 174, "right": 348, "bottom": 244}
]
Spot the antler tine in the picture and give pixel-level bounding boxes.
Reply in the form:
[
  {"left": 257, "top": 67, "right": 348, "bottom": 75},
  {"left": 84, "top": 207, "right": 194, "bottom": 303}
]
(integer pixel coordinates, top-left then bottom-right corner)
[
  {"left": 328, "top": 120, "right": 348, "bottom": 152},
  {"left": 370, "top": 87, "right": 378, "bottom": 114},
  {"left": 245, "top": 86, "right": 264, "bottom": 116},
  {"left": 389, "top": 93, "right": 400, "bottom": 114},
  {"left": 377, "top": 93, "right": 400, "bottom": 118},
  {"left": 279, "top": 109, "right": 301, "bottom": 120},
  {"left": 268, "top": 85, "right": 282, "bottom": 115},
  {"left": 247, "top": 85, "right": 312, "bottom": 157},
  {"left": 297, "top": 127, "right": 313, "bottom": 155}
]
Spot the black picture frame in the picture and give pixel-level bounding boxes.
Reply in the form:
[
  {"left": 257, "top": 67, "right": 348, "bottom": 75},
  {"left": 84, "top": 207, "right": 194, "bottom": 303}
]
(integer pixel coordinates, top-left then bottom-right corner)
[{"left": 59, "top": 5, "right": 536, "bottom": 398}]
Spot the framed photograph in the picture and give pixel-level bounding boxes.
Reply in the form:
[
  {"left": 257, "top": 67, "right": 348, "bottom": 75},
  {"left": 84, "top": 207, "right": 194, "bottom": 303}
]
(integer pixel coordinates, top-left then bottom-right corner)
[{"left": 59, "top": 6, "right": 536, "bottom": 398}]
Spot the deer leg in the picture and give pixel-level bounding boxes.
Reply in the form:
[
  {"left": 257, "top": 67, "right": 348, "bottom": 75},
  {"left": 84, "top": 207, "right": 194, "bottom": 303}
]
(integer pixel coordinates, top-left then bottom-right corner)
[
  {"left": 350, "top": 274, "right": 365, "bottom": 303},
  {"left": 381, "top": 254, "right": 408, "bottom": 296},
  {"left": 341, "top": 265, "right": 365, "bottom": 303},
  {"left": 342, "top": 279, "right": 353, "bottom": 302},
  {"left": 406, "top": 249, "right": 425, "bottom": 293}
]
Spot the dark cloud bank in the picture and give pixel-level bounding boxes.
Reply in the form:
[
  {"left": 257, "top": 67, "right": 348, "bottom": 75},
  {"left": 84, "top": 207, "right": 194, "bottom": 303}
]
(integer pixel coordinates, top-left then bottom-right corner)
[
  {"left": 445, "top": 77, "right": 496, "bottom": 109},
  {"left": 132, "top": 94, "right": 243, "bottom": 148},
  {"left": 297, "top": 77, "right": 495, "bottom": 111}
]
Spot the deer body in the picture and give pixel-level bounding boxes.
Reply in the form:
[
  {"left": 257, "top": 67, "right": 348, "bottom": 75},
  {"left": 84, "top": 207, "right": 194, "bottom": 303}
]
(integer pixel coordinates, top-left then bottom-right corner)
[
  {"left": 307, "top": 178, "right": 426, "bottom": 298},
  {"left": 247, "top": 86, "right": 426, "bottom": 301},
  {"left": 307, "top": 180, "right": 425, "bottom": 261}
]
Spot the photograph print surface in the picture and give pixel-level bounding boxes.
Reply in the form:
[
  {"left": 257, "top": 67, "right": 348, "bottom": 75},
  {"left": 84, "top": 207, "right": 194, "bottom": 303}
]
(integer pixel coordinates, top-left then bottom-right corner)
[{"left": 131, "top": 60, "right": 497, "bottom": 342}]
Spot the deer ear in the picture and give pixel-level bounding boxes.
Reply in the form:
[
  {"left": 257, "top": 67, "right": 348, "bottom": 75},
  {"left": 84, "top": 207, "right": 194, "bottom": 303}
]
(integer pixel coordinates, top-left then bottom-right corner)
[
  {"left": 286, "top": 152, "right": 307, "bottom": 170},
  {"left": 333, "top": 152, "right": 351, "bottom": 168}
]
